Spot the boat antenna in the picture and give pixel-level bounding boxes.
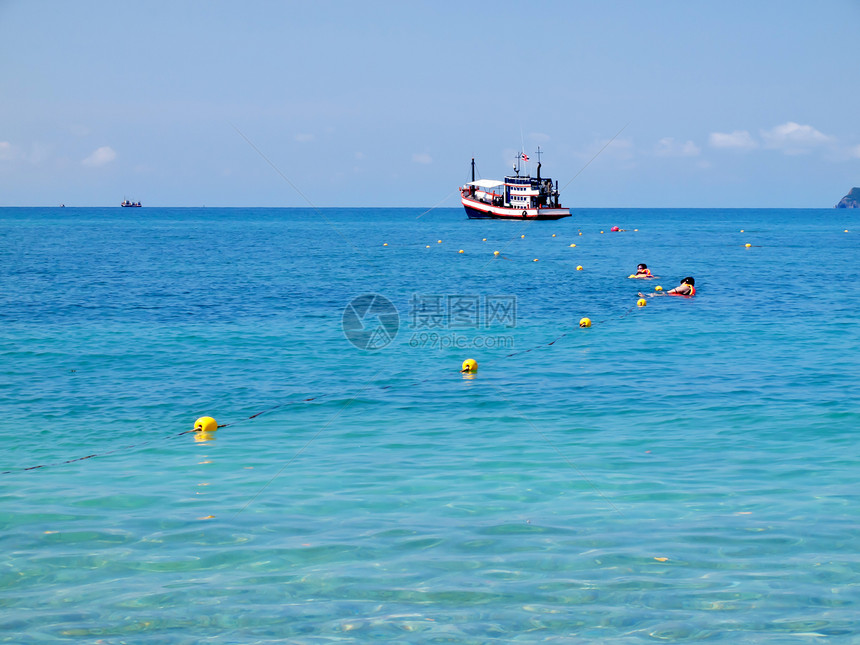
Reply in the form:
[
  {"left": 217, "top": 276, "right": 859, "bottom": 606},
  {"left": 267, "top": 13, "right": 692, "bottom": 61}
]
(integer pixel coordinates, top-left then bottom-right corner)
[{"left": 559, "top": 123, "right": 628, "bottom": 195}]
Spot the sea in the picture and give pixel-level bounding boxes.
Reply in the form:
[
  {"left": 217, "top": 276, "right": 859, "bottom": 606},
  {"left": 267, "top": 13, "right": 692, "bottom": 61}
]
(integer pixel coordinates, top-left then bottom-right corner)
[{"left": 1, "top": 206, "right": 858, "bottom": 643}]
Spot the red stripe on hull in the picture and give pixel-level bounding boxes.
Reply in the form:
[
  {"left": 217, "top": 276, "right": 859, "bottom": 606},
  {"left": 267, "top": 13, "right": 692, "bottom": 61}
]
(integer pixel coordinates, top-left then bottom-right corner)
[{"left": 461, "top": 196, "right": 570, "bottom": 220}]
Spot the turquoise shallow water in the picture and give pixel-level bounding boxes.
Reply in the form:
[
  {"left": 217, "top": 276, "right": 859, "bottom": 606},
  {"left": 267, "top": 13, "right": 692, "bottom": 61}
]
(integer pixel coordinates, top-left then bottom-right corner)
[{"left": 1, "top": 206, "right": 859, "bottom": 643}]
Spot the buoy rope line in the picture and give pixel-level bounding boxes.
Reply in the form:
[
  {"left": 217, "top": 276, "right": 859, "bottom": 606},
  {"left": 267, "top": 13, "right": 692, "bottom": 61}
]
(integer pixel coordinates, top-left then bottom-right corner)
[
  {"left": 502, "top": 301, "right": 639, "bottom": 359},
  {"left": 222, "top": 295, "right": 648, "bottom": 515},
  {"left": 0, "top": 429, "right": 199, "bottom": 475},
  {"left": 231, "top": 367, "right": 387, "bottom": 519},
  {"left": 0, "top": 400, "right": 322, "bottom": 475},
  {"left": 476, "top": 219, "right": 543, "bottom": 272},
  {"left": 3, "top": 218, "right": 667, "bottom": 476},
  {"left": 1, "top": 290, "right": 647, "bottom": 476},
  {"left": 220, "top": 296, "right": 642, "bottom": 425}
]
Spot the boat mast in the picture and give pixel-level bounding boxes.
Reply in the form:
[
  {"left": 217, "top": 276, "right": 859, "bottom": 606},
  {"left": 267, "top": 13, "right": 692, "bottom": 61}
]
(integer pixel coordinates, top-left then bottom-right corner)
[{"left": 471, "top": 157, "right": 475, "bottom": 182}]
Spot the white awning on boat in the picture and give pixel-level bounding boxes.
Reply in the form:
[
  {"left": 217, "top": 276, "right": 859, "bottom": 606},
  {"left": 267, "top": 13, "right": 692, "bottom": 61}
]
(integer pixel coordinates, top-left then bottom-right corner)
[{"left": 466, "top": 180, "right": 504, "bottom": 189}]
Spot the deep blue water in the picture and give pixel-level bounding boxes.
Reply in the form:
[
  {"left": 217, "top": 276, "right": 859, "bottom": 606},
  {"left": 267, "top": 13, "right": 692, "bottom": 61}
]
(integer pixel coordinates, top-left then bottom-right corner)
[{"left": 1, "top": 206, "right": 859, "bottom": 643}]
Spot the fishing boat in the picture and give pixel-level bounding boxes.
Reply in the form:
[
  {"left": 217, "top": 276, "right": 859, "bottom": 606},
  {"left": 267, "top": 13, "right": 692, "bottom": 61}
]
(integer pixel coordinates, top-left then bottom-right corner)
[
  {"left": 121, "top": 199, "right": 142, "bottom": 207},
  {"left": 460, "top": 148, "right": 570, "bottom": 220}
]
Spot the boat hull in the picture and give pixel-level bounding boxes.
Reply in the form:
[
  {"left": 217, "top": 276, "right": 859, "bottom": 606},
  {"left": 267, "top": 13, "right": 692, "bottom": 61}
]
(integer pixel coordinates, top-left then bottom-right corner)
[{"left": 462, "top": 196, "right": 570, "bottom": 220}]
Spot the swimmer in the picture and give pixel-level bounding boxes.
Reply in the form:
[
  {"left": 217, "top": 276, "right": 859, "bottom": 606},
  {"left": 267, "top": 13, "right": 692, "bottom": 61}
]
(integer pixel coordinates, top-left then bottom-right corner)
[
  {"left": 667, "top": 277, "right": 695, "bottom": 296},
  {"left": 642, "top": 276, "right": 695, "bottom": 297},
  {"left": 629, "top": 263, "right": 656, "bottom": 279}
]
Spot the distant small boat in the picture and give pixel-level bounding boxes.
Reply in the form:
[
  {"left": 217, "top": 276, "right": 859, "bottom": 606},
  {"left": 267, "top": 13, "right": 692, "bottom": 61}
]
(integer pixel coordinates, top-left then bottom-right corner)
[
  {"left": 460, "top": 148, "right": 570, "bottom": 220},
  {"left": 121, "top": 200, "right": 142, "bottom": 207}
]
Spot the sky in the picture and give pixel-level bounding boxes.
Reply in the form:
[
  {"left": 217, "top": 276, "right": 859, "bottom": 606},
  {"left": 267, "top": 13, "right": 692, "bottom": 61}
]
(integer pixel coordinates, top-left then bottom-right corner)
[{"left": 1, "top": 0, "right": 859, "bottom": 208}]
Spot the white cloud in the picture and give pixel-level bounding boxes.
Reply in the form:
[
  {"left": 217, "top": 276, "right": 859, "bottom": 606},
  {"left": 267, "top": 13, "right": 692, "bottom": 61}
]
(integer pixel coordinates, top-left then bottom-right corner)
[
  {"left": 654, "top": 137, "right": 700, "bottom": 157},
  {"left": 412, "top": 153, "right": 432, "bottom": 164},
  {"left": 295, "top": 133, "right": 314, "bottom": 142},
  {"left": 0, "top": 141, "right": 13, "bottom": 160},
  {"left": 529, "top": 132, "right": 551, "bottom": 143},
  {"left": 709, "top": 130, "right": 758, "bottom": 151},
  {"left": 82, "top": 146, "right": 116, "bottom": 167},
  {"left": 849, "top": 144, "right": 860, "bottom": 159},
  {"left": 760, "top": 122, "right": 833, "bottom": 155},
  {"left": 355, "top": 151, "right": 366, "bottom": 160}
]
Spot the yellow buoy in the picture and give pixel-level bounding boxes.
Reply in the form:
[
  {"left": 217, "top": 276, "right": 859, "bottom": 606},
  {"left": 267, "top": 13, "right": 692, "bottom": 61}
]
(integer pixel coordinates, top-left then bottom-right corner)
[
  {"left": 845, "top": 230, "right": 849, "bottom": 233},
  {"left": 579, "top": 317, "right": 592, "bottom": 328},
  {"left": 600, "top": 230, "right": 604, "bottom": 234},
  {"left": 383, "top": 243, "right": 388, "bottom": 246},
  {"left": 461, "top": 358, "right": 478, "bottom": 373},
  {"left": 533, "top": 258, "right": 538, "bottom": 262},
  {"left": 521, "top": 234, "right": 525, "bottom": 238},
  {"left": 425, "top": 245, "right": 430, "bottom": 248},
  {"left": 552, "top": 234, "right": 556, "bottom": 237},
  {"left": 740, "top": 229, "right": 744, "bottom": 232},
  {"left": 459, "top": 249, "right": 464, "bottom": 254},
  {"left": 437, "top": 240, "right": 442, "bottom": 243},
  {"left": 569, "top": 243, "right": 576, "bottom": 247},
  {"left": 194, "top": 417, "right": 218, "bottom": 433},
  {"left": 482, "top": 238, "right": 487, "bottom": 241},
  {"left": 655, "top": 285, "right": 663, "bottom": 291},
  {"left": 745, "top": 243, "right": 752, "bottom": 248},
  {"left": 637, "top": 298, "right": 647, "bottom": 307},
  {"left": 576, "top": 265, "right": 583, "bottom": 271},
  {"left": 578, "top": 232, "right": 582, "bottom": 236},
  {"left": 634, "top": 229, "right": 638, "bottom": 232},
  {"left": 493, "top": 250, "right": 500, "bottom": 256}
]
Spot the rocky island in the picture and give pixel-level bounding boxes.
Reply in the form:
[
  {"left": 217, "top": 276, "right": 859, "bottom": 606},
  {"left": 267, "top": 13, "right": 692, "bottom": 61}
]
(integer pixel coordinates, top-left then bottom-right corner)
[{"left": 835, "top": 187, "right": 859, "bottom": 208}]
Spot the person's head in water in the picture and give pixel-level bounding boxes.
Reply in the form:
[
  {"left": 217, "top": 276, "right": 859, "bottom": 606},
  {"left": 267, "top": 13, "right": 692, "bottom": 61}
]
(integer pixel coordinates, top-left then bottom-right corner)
[
  {"left": 681, "top": 277, "right": 695, "bottom": 286},
  {"left": 635, "top": 263, "right": 651, "bottom": 276}
]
